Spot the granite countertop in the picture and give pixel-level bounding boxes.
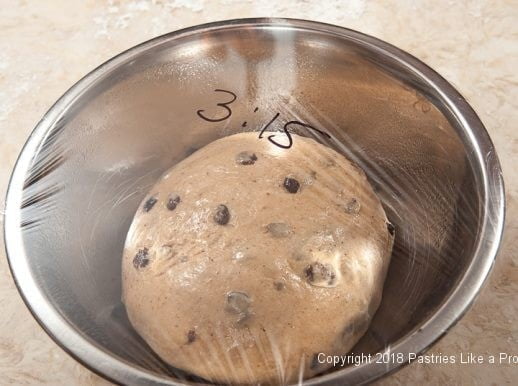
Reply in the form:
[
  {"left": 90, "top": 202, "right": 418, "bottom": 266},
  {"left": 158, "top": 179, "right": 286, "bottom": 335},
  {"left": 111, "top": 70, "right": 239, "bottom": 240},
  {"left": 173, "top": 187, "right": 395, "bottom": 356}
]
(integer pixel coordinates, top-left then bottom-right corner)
[{"left": 1, "top": 0, "right": 516, "bottom": 384}]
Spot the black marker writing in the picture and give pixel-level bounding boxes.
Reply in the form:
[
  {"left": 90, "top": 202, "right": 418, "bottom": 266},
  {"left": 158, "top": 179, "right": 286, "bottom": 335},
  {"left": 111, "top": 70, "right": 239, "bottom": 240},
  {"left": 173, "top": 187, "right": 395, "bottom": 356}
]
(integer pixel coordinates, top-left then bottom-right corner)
[
  {"left": 258, "top": 113, "right": 280, "bottom": 139},
  {"left": 197, "top": 88, "right": 331, "bottom": 149},
  {"left": 196, "top": 89, "right": 237, "bottom": 122},
  {"left": 285, "top": 120, "right": 331, "bottom": 139}
]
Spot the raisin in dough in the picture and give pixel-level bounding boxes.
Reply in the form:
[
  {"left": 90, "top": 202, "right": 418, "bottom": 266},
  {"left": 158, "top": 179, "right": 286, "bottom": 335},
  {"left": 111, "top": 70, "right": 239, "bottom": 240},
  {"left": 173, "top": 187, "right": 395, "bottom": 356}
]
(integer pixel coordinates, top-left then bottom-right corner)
[{"left": 122, "top": 132, "right": 394, "bottom": 385}]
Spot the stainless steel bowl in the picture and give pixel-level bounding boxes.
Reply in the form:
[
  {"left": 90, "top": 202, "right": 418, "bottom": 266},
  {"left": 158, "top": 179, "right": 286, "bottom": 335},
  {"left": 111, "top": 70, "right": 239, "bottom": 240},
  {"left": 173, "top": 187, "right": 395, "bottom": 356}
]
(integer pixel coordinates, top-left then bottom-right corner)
[{"left": 4, "top": 18, "right": 505, "bottom": 385}]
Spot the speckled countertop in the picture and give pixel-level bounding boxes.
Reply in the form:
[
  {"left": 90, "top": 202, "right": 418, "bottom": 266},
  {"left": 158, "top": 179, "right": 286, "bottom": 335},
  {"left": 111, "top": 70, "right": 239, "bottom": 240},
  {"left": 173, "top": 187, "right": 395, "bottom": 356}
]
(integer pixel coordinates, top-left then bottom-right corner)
[{"left": 0, "top": 0, "right": 517, "bottom": 384}]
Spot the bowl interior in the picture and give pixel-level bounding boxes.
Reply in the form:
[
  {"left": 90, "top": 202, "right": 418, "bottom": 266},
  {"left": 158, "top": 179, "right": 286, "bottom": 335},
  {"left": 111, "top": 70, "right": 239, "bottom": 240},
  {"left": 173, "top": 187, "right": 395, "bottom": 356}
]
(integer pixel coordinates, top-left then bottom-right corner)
[{"left": 12, "top": 23, "right": 482, "bottom": 383}]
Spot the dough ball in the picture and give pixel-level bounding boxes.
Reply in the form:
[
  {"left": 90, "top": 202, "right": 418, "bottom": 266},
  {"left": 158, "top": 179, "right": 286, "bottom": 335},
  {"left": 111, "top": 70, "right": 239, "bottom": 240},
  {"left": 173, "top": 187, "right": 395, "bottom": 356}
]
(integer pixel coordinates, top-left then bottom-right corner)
[{"left": 122, "top": 132, "right": 394, "bottom": 384}]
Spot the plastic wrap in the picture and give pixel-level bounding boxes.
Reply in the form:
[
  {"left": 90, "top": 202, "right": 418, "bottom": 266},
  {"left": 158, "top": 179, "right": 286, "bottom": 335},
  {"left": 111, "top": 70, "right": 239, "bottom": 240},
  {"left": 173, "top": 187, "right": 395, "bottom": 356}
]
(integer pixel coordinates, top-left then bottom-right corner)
[{"left": 4, "top": 19, "right": 505, "bottom": 385}]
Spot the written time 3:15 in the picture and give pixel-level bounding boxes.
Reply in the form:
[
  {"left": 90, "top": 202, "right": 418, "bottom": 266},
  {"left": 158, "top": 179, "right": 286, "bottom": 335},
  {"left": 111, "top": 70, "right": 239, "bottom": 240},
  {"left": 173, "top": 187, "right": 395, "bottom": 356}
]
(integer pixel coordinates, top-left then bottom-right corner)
[{"left": 196, "top": 89, "right": 331, "bottom": 149}]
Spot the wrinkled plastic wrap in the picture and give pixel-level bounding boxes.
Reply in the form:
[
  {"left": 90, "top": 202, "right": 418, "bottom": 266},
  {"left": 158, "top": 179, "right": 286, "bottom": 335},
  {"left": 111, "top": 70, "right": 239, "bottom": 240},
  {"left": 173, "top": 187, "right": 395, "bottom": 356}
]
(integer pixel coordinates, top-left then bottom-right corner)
[{"left": 4, "top": 20, "right": 503, "bottom": 386}]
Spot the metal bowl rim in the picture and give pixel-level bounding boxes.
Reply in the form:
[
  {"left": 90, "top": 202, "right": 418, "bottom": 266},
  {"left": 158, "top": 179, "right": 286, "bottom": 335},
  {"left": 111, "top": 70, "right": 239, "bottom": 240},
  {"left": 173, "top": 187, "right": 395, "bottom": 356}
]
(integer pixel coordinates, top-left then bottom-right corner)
[{"left": 4, "top": 17, "right": 506, "bottom": 385}]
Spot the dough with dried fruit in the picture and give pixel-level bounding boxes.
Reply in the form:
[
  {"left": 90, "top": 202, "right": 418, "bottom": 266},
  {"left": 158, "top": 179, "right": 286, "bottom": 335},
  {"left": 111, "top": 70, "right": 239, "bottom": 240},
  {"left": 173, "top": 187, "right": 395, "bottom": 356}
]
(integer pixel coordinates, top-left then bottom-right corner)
[{"left": 122, "top": 132, "right": 394, "bottom": 384}]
